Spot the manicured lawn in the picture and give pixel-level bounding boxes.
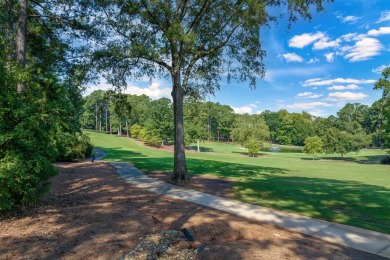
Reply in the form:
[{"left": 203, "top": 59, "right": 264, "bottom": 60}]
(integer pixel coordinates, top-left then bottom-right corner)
[{"left": 87, "top": 131, "right": 390, "bottom": 234}]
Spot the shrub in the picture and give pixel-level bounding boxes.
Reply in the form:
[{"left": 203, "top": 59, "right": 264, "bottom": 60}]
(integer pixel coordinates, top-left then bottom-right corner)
[
  {"left": 380, "top": 155, "right": 390, "bottom": 165},
  {"left": 55, "top": 132, "right": 93, "bottom": 161},
  {"left": 145, "top": 135, "right": 162, "bottom": 147},
  {"left": 0, "top": 153, "right": 57, "bottom": 212},
  {"left": 244, "top": 139, "right": 260, "bottom": 157},
  {"left": 130, "top": 124, "right": 142, "bottom": 138},
  {"left": 138, "top": 128, "right": 148, "bottom": 141}
]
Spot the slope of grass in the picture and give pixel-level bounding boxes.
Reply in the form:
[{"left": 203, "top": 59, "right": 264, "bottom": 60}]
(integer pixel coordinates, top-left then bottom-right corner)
[{"left": 87, "top": 131, "right": 390, "bottom": 234}]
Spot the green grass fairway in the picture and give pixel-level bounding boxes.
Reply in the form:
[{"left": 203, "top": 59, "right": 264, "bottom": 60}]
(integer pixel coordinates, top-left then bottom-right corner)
[{"left": 87, "top": 131, "right": 390, "bottom": 234}]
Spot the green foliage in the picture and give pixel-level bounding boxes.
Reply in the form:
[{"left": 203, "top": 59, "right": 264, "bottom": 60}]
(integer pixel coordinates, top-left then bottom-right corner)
[
  {"left": 373, "top": 67, "right": 390, "bottom": 148},
  {"left": 145, "top": 98, "right": 173, "bottom": 141},
  {"left": 145, "top": 135, "right": 162, "bottom": 147},
  {"left": 303, "top": 136, "right": 324, "bottom": 159},
  {"left": 0, "top": 153, "right": 57, "bottom": 211},
  {"left": 244, "top": 139, "right": 261, "bottom": 157},
  {"left": 231, "top": 114, "right": 270, "bottom": 147},
  {"left": 322, "top": 128, "right": 369, "bottom": 159},
  {"left": 0, "top": 76, "right": 58, "bottom": 211},
  {"left": 55, "top": 133, "right": 93, "bottom": 161},
  {"left": 130, "top": 124, "right": 142, "bottom": 138},
  {"left": 184, "top": 123, "right": 208, "bottom": 146},
  {"left": 137, "top": 127, "right": 162, "bottom": 147},
  {"left": 0, "top": 1, "right": 92, "bottom": 211},
  {"left": 138, "top": 128, "right": 149, "bottom": 141}
]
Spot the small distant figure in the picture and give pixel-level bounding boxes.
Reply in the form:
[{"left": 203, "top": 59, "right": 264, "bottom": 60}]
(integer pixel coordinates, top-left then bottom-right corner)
[{"left": 91, "top": 150, "right": 96, "bottom": 163}]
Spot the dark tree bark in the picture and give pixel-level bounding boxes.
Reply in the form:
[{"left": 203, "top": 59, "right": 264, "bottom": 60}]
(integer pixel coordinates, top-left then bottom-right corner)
[
  {"left": 171, "top": 72, "right": 189, "bottom": 182},
  {"left": 16, "top": 0, "right": 27, "bottom": 92}
]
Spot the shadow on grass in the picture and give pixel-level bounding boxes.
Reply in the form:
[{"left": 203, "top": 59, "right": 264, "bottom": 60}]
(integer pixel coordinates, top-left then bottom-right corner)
[
  {"left": 187, "top": 146, "right": 214, "bottom": 152},
  {"left": 129, "top": 157, "right": 290, "bottom": 178},
  {"left": 301, "top": 155, "right": 385, "bottom": 164},
  {"left": 95, "top": 147, "right": 146, "bottom": 161},
  {"left": 231, "top": 151, "right": 268, "bottom": 157}
]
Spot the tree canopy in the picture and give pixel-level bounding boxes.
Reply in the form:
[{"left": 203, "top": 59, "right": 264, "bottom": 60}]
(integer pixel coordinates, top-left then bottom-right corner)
[
  {"left": 80, "top": 0, "right": 333, "bottom": 181},
  {"left": 303, "top": 136, "right": 324, "bottom": 160}
]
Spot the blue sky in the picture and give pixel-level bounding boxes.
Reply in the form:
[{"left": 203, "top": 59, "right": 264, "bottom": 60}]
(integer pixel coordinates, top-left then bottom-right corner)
[{"left": 86, "top": 0, "right": 390, "bottom": 117}]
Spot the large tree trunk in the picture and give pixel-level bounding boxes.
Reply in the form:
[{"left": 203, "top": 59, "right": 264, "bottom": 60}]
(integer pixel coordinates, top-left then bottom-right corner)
[
  {"left": 16, "top": 0, "right": 27, "bottom": 93},
  {"left": 170, "top": 72, "right": 189, "bottom": 182}
]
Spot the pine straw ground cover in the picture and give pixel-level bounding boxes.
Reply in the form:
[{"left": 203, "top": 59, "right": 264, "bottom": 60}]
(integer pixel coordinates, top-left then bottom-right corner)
[{"left": 0, "top": 161, "right": 385, "bottom": 259}]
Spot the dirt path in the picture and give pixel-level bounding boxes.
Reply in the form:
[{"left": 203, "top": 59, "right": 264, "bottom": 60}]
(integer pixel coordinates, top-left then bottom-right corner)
[{"left": 0, "top": 161, "right": 384, "bottom": 259}]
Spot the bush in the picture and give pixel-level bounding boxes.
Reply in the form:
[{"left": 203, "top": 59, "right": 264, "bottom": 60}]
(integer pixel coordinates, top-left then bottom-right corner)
[
  {"left": 244, "top": 139, "right": 260, "bottom": 157},
  {"left": 138, "top": 128, "right": 148, "bottom": 141},
  {"left": 380, "top": 155, "right": 390, "bottom": 165},
  {"left": 145, "top": 135, "right": 162, "bottom": 147},
  {"left": 55, "top": 132, "right": 93, "bottom": 161},
  {"left": 0, "top": 153, "right": 57, "bottom": 212},
  {"left": 130, "top": 124, "right": 142, "bottom": 138}
]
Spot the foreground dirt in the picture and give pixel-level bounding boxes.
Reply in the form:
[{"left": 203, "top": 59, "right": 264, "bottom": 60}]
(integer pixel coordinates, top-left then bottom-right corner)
[{"left": 0, "top": 161, "right": 385, "bottom": 260}]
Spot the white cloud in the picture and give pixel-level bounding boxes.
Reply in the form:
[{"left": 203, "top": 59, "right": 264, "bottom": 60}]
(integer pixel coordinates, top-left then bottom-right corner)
[
  {"left": 231, "top": 106, "right": 254, "bottom": 114},
  {"left": 327, "top": 84, "right": 361, "bottom": 90},
  {"left": 340, "top": 33, "right": 359, "bottom": 42},
  {"left": 325, "top": 52, "right": 335, "bottom": 63},
  {"left": 231, "top": 102, "right": 260, "bottom": 114},
  {"left": 372, "top": 65, "right": 390, "bottom": 74},
  {"left": 302, "top": 77, "right": 376, "bottom": 87},
  {"left": 367, "top": 27, "right": 390, "bottom": 36},
  {"left": 288, "top": 32, "right": 325, "bottom": 48},
  {"left": 280, "top": 52, "right": 304, "bottom": 62},
  {"left": 286, "top": 102, "right": 333, "bottom": 109},
  {"left": 326, "top": 92, "right": 368, "bottom": 101},
  {"left": 343, "top": 38, "right": 383, "bottom": 62},
  {"left": 377, "top": 10, "right": 390, "bottom": 23},
  {"left": 85, "top": 80, "right": 171, "bottom": 100},
  {"left": 307, "top": 109, "right": 329, "bottom": 117},
  {"left": 296, "top": 92, "right": 323, "bottom": 99},
  {"left": 307, "top": 58, "right": 319, "bottom": 64},
  {"left": 337, "top": 15, "right": 362, "bottom": 24},
  {"left": 123, "top": 82, "right": 171, "bottom": 100},
  {"left": 313, "top": 37, "right": 340, "bottom": 50}
]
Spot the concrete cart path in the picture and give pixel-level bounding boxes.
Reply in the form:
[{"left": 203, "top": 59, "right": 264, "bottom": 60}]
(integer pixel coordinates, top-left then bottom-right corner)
[{"left": 105, "top": 159, "right": 390, "bottom": 258}]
